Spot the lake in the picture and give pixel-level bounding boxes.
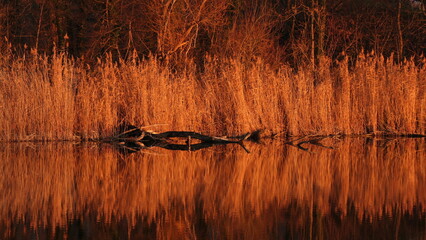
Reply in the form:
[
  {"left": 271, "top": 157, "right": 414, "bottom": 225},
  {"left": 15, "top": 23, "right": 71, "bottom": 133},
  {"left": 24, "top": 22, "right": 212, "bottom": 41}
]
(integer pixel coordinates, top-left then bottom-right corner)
[{"left": 0, "top": 137, "right": 425, "bottom": 239}]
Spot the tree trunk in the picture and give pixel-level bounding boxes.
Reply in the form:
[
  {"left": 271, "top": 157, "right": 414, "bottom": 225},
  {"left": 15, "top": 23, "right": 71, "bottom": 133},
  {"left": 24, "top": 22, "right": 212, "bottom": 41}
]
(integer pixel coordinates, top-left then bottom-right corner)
[
  {"left": 397, "top": 0, "right": 404, "bottom": 61},
  {"left": 310, "top": 4, "right": 315, "bottom": 68},
  {"left": 317, "top": 0, "right": 326, "bottom": 57}
]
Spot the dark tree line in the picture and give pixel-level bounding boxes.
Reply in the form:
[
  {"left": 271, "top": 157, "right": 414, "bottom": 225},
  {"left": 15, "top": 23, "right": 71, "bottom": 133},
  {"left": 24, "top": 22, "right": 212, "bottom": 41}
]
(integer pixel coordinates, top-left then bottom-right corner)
[{"left": 0, "top": 0, "right": 424, "bottom": 66}]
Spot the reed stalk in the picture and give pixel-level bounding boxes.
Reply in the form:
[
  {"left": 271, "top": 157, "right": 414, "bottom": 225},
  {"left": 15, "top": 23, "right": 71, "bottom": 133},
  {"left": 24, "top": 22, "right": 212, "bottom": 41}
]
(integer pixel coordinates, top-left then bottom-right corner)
[{"left": 0, "top": 52, "right": 424, "bottom": 141}]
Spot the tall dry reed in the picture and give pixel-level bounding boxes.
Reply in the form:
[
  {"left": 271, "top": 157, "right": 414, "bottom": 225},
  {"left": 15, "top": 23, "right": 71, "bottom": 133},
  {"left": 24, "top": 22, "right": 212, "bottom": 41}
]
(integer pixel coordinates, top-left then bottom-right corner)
[{"left": 0, "top": 51, "right": 424, "bottom": 141}]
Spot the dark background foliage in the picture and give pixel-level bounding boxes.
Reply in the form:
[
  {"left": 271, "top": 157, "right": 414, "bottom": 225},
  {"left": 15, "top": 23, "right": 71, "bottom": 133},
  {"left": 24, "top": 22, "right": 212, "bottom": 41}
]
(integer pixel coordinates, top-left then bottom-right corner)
[{"left": 1, "top": 0, "right": 425, "bottom": 65}]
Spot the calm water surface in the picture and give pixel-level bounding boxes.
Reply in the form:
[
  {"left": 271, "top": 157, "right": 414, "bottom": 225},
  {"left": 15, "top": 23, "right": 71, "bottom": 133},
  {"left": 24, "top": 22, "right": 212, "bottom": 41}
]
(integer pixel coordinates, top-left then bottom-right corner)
[{"left": 0, "top": 137, "right": 425, "bottom": 239}]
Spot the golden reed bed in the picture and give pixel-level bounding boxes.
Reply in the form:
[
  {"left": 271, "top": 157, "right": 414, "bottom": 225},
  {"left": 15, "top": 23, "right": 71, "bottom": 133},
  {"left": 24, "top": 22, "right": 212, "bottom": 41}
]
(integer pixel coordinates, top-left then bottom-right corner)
[
  {"left": 0, "top": 52, "right": 425, "bottom": 141},
  {"left": 0, "top": 138, "right": 424, "bottom": 238}
]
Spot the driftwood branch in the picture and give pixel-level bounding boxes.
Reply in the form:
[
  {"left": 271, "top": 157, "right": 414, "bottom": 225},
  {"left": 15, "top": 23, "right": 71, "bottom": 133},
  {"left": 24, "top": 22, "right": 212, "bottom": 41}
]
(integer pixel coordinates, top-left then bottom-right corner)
[
  {"left": 105, "top": 124, "right": 343, "bottom": 153},
  {"left": 105, "top": 125, "right": 260, "bottom": 153}
]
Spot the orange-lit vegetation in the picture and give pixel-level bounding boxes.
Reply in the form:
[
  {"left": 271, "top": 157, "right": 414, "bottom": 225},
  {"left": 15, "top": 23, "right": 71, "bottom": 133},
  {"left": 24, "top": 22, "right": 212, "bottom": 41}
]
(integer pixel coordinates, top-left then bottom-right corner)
[
  {"left": 1, "top": 0, "right": 425, "bottom": 140},
  {"left": 0, "top": 138, "right": 424, "bottom": 238},
  {"left": 0, "top": 50, "right": 424, "bottom": 141},
  {"left": 1, "top": 1, "right": 425, "bottom": 239}
]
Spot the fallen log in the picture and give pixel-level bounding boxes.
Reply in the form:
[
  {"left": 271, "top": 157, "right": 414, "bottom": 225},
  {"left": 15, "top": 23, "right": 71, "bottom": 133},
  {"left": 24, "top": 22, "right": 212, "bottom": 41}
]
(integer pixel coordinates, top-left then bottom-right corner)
[
  {"left": 149, "top": 131, "right": 251, "bottom": 143},
  {"left": 106, "top": 124, "right": 343, "bottom": 153},
  {"left": 105, "top": 124, "right": 259, "bottom": 153}
]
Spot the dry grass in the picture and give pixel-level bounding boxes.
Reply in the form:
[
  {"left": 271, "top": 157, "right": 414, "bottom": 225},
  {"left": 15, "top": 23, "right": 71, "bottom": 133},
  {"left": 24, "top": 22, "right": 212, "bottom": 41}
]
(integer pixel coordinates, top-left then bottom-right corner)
[
  {"left": 0, "top": 51, "right": 424, "bottom": 141},
  {"left": 0, "top": 138, "right": 424, "bottom": 238}
]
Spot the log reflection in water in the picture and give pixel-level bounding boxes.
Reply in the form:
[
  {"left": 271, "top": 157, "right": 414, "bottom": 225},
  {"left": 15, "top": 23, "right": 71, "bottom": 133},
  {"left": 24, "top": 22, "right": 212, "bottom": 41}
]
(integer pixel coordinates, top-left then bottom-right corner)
[{"left": 0, "top": 137, "right": 425, "bottom": 239}]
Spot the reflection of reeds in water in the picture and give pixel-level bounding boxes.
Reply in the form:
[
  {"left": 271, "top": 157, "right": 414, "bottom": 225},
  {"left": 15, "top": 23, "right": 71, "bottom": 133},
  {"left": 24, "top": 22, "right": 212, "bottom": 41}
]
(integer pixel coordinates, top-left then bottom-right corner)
[
  {"left": 0, "top": 138, "right": 425, "bottom": 238},
  {"left": 0, "top": 53, "right": 425, "bottom": 141}
]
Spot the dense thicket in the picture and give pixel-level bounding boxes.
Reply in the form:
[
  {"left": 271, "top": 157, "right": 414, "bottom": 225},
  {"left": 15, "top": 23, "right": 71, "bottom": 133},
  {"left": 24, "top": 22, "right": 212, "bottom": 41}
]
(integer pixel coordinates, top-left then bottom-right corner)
[
  {"left": 0, "top": 0, "right": 425, "bottom": 140},
  {"left": 1, "top": 0, "right": 425, "bottom": 66},
  {"left": 0, "top": 52, "right": 424, "bottom": 141}
]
